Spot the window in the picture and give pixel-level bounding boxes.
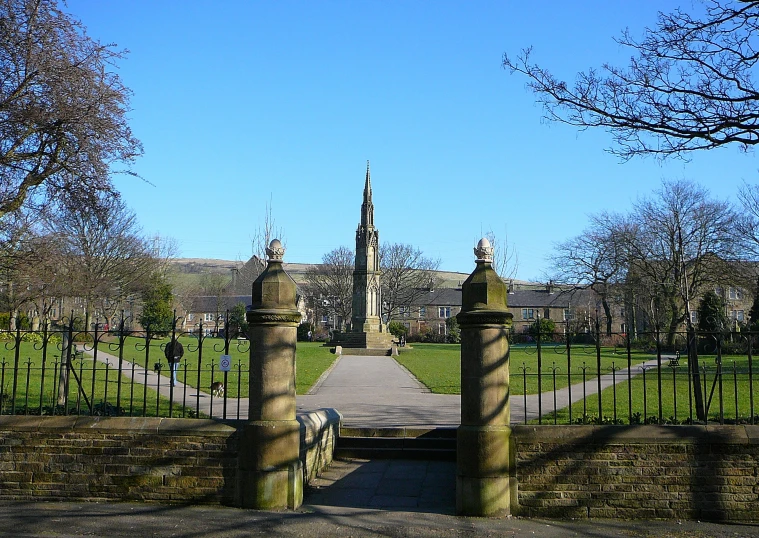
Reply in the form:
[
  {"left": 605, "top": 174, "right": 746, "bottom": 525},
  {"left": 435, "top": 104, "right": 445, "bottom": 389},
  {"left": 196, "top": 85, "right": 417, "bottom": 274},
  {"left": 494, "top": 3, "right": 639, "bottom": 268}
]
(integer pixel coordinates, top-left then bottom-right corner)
[
  {"left": 729, "top": 287, "right": 743, "bottom": 300},
  {"left": 438, "top": 323, "right": 446, "bottom": 335},
  {"left": 321, "top": 314, "right": 329, "bottom": 323},
  {"left": 419, "top": 306, "right": 426, "bottom": 318},
  {"left": 620, "top": 323, "right": 626, "bottom": 333},
  {"left": 715, "top": 286, "right": 724, "bottom": 297},
  {"left": 522, "top": 308, "right": 534, "bottom": 320},
  {"left": 438, "top": 306, "right": 451, "bottom": 318},
  {"left": 690, "top": 311, "right": 698, "bottom": 323},
  {"left": 204, "top": 313, "right": 214, "bottom": 322},
  {"left": 563, "top": 309, "right": 572, "bottom": 321},
  {"left": 731, "top": 310, "right": 745, "bottom": 322},
  {"left": 187, "top": 313, "right": 194, "bottom": 322},
  {"left": 543, "top": 308, "right": 550, "bottom": 320},
  {"left": 399, "top": 306, "right": 409, "bottom": 317}
]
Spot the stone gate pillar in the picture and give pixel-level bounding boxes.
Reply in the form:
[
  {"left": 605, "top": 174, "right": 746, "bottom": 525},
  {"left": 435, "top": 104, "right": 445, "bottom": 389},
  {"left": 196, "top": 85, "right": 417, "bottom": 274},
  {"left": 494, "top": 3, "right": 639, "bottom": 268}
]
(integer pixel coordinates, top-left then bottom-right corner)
[
  {"left": 239, "top": 239, "right": 303, "bottom": 509},
  {"left": 456, "top": 238, "right": 515, "bottom": 516}
]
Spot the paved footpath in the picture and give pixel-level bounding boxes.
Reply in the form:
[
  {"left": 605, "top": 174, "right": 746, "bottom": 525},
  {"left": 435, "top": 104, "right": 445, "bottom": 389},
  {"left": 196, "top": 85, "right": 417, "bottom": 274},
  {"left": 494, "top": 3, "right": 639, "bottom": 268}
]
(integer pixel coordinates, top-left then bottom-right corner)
[
  {"left": 297, "top": 353, "right": 664, "bottom": 427},
  {"left": 296, "top": 354, "right": 460, "bottom": 426},
  {"left": 0, "top": 499, "right": 757, "bottom": 537}
]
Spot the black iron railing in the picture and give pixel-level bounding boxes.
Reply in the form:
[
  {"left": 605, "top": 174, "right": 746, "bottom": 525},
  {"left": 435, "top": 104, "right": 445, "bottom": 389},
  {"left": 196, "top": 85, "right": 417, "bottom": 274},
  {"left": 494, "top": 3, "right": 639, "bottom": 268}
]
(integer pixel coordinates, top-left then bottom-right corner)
[
  {"left": 0, "top": 312, "right": 250, "bottom": 420},
  {"left": 509, "top": 324, "right": 757, "bottom": 425}
]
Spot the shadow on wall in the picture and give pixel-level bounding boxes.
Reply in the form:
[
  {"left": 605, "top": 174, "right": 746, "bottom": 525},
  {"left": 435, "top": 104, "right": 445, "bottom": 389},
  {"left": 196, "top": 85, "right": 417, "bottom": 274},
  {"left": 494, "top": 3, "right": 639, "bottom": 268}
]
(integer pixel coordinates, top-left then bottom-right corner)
[{"left": 513, "top": 424, "right": 758, "bottom": 521}]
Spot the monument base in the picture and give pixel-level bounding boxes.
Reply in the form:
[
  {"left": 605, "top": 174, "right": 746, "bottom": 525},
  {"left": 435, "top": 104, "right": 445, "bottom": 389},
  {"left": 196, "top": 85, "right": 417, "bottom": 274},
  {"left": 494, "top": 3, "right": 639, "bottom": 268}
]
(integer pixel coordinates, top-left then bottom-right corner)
[{"left": 330, "top": 331, "right": 395, "bottom": 354}]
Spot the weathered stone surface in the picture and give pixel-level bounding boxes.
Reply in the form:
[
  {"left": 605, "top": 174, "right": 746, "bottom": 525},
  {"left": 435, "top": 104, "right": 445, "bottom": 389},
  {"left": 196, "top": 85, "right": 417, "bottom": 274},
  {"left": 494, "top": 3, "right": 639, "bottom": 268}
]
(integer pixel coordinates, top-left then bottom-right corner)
[
  {"left": 243, "top": 240, "right": 304, "bottom": 510},
  {"left": 513, "top": 425, "right": 759, "bottom": 520},
  {"left": 456, "top": 241, "right": 514, "bottom": 517}
]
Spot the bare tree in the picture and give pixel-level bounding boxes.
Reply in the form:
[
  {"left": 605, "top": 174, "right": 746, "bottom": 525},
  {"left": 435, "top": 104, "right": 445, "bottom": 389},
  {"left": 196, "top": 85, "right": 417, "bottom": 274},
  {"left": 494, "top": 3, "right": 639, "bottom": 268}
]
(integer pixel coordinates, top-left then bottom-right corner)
[
  {"left": 0, "top": 0, "right": 142, "bottom": 218},
  {"left": 621, "top": 180, "right": 739, "bottom": 346},
  {"left": 45, "top": 193, "right": 158, "bottom": 327},
  {"left": 737, "top": 182, "right": 759, "bottom": 261},
  {"left": 484, "top": 228, "right": 519, "bottom": 280},
  {"left": 13, "top": 233, "right": 66, "bottom": 324},
  {"left": 304, "top": 247, "right": 354, "bottom": 331},
  {"left": 550, "top": 214, "right": 627, "bottom": 336},
  {"left": 380, "top": 243, "right": 440, "bottom": 323},
  {"left": 503, "top": 1, "right": 759, "bottom": 160},
  {"left": 231, "top": 199, "right": 282, "bottom": 295}
]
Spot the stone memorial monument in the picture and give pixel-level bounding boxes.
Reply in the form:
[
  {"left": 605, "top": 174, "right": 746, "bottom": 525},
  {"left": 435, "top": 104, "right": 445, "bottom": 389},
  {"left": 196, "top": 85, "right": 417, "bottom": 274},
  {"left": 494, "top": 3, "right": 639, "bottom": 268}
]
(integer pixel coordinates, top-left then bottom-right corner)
[{"left": 334, "top": 162, "right": 394, "bottom": 354}]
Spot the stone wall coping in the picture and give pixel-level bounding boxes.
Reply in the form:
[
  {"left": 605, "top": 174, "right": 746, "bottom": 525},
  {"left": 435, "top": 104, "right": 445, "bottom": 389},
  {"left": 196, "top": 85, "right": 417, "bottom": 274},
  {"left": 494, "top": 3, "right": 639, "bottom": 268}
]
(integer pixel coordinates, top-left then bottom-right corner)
[
  {"left": 297, "top": 408, "right": 341, "bottom": 445},
  {"left": 513, "top": 424, "right": 757, "bottom": 444},
  {"left": 0, "top": 416, "right": 238, "bottom": 436},
  {"left": 340, "top": 426, "right": 456, "bottom": 438}
]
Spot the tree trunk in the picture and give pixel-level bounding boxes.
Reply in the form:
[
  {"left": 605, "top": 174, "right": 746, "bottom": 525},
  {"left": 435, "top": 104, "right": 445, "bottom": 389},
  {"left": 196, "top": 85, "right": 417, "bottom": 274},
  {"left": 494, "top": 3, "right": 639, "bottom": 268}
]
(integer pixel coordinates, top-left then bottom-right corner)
[{"left": 602, "top": 298, "right": 613, "bottom": 336}]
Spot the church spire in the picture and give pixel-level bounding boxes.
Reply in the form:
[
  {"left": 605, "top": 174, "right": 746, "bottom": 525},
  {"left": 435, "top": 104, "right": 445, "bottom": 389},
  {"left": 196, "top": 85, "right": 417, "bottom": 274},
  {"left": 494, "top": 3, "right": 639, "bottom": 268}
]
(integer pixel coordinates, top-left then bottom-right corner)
[{"left": 361, "top": 160, "right": 374, "bottom": 227}]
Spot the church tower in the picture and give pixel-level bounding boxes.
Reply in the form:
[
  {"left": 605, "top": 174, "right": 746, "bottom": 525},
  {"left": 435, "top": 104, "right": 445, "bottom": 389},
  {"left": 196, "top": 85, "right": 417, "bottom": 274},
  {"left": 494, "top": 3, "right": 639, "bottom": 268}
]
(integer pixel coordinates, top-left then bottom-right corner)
[{"left": 351, "top": 161, "right": 383, "bottom": 334}]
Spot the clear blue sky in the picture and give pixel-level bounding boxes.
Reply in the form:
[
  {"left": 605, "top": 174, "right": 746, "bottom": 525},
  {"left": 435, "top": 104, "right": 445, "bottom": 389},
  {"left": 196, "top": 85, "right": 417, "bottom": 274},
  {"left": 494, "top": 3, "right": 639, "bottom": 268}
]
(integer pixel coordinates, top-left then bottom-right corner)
[{"left": 67, "top": 1, "right": 758, "bottom": 281}]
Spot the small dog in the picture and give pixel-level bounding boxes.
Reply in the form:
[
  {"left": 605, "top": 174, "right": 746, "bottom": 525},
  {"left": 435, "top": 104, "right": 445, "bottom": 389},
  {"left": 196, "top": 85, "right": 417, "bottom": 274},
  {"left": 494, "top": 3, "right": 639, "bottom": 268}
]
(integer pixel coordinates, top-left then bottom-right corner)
[{"left": 210, "top": 381, "right": 224, "bottom": 398}]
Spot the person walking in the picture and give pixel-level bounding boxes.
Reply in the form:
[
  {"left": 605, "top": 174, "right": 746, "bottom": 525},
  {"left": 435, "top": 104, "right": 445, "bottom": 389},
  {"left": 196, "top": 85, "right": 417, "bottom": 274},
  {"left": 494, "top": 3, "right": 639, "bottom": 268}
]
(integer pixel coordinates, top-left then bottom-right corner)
[{"left": 164, "top": 337, "right": 184, "bottom": 387}]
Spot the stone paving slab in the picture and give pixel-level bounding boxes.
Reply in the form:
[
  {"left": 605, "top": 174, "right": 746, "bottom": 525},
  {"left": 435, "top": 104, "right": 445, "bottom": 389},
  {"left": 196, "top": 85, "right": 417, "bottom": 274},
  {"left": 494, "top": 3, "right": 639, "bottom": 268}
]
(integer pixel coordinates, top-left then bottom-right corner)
[
  {"left": 2, "top": 497, "right": 756, "bottom": 537},
  {"left": 306, "top": 458, "right": 456, "bottom": 513}
]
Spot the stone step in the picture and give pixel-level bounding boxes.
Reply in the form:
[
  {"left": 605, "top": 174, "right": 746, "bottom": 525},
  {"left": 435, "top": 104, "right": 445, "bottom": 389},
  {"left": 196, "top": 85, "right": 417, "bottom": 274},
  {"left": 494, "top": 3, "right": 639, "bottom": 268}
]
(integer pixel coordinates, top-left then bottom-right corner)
[
  {"left": 336, "top": 427, "right": 456, "bottom": 461},
  {"left": 339, "top": 347, "right": 392, "bottom": 356}
]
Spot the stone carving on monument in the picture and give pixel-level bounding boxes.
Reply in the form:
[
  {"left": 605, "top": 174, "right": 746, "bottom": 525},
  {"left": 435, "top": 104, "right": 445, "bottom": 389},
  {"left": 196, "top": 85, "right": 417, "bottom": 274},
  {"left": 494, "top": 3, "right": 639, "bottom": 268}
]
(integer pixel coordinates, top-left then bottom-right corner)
[{"left": 331, "top": 162, "right": 395, "bottom": 355}]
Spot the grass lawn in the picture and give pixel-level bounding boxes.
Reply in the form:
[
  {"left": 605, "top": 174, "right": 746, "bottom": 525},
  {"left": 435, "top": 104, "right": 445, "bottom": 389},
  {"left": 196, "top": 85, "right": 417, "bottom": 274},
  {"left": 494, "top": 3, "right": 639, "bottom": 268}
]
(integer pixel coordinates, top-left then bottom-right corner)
[
  {"left": 113, "top": 337, "right": 335, "bottom": 396},
  {"left": 541, "top": 355, "right": 759, "bottom": 424},
  {"left": 0, "top": 338, "right": 336, "bottom": 416},
  {"left": 0, "top": 340, "right": 196, "bottom": 417},
  {"left": 396, "top": 343, "right": 652, "bottom": 395}
]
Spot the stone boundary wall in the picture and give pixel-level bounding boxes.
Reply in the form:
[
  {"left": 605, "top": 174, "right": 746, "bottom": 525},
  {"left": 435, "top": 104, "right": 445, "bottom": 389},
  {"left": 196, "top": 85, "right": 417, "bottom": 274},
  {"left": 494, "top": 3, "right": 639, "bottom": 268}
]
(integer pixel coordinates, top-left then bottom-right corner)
[
  {"left": 0, "top": 410, "right": 340, "bottom": 505},
  {"left": 513, "top": 425, "right": 759, "bottom": 521}
]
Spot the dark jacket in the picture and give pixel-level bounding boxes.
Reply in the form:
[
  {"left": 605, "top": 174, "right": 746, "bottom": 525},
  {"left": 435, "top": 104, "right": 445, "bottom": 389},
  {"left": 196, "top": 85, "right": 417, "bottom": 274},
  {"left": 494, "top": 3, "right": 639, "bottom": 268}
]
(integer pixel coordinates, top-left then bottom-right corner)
[{"left": 164, "top": 340, "right": 184, "bottom": 363}]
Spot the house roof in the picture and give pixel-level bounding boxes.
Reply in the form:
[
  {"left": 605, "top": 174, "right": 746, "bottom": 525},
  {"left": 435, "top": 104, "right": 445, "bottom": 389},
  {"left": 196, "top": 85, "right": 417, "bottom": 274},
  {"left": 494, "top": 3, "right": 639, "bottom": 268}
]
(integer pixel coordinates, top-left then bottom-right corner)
[
  {"left": 410, "top": 288, "right": 462, "bottom": 307},
  {"left": 188, "top": 296, "right": 251, "bottom": 312},
  {"left": 404, "top": 286, "right": 599, "bottom": 309}
]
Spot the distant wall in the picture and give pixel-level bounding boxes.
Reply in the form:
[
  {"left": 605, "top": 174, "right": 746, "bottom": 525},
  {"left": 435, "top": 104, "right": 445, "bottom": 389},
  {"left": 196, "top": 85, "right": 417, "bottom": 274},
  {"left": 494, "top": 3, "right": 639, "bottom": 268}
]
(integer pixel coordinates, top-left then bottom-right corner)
[
  {"left": 513, "top": 425, "right": 759, "bottom": 521},
  {"left": 0, "top": 410, "right": 340, "bottom": 505}
]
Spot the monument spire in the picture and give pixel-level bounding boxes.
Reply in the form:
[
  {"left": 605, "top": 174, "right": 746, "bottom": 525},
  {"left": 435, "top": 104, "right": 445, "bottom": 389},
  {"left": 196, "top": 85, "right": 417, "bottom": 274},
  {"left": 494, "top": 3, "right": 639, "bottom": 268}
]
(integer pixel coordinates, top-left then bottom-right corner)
[{"left": 361, "top": 160, "right": 374, "bottom": 227}]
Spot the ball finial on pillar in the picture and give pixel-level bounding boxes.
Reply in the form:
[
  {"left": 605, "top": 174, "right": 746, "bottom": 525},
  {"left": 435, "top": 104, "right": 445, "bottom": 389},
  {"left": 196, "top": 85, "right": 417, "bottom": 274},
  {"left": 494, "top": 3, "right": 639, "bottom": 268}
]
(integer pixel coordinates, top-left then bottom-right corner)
[
  {"left": 474, "top": 237, "right": 494, "bottom": 263},
  {"left": 266, "top": 239, "right": 285, "bottom": 262}
]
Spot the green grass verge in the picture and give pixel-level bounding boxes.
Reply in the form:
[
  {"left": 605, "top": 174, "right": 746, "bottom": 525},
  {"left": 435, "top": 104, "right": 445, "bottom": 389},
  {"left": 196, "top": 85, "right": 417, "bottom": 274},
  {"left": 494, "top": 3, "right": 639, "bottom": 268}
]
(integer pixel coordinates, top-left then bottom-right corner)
[
  {"left": 396, "top": 343, "right": 652, "bottom": 395},
  {"left": 540, "top": 355, "right": 759, "bottom": 424}
]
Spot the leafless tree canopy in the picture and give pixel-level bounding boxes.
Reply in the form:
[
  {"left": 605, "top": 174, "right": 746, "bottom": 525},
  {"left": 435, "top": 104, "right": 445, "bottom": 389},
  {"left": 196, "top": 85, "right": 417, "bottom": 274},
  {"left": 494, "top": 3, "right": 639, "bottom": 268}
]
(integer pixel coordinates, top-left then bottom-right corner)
[
  {"left": 484, "top": 228, "right": 518, "bottom": 280},
  {"left": 550, "top": 213, "right": 627, "bottom": 335},
  {"left": 304, "top": 246, "right": 354, "bottom": 330},
  {"left": 44, "top": 194, "right": 160, "bottom": 324},
  {"left": 230, "top": 199, "right": 282, "bottom": 295},
  {"left": 0, "top": 0, "right": 142, "bottom": 217},
  {"left": 503, "top": 1, "right": 759, "bottom": 159},
  {"left": 380, "top": 243, "right": 440, "bottom": 321},
  {"left": 608, "top": 180, "right": 737, "bottom": 345}
]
